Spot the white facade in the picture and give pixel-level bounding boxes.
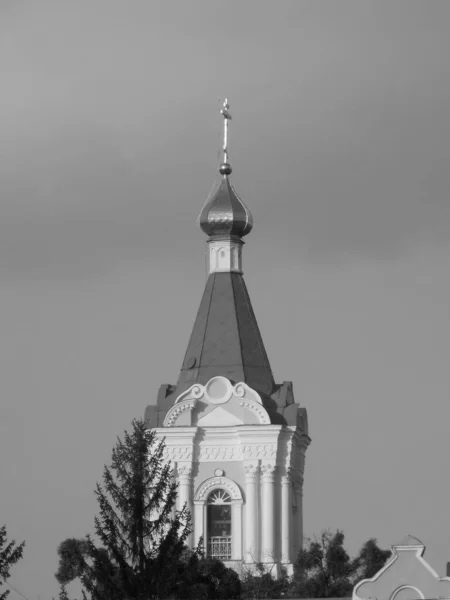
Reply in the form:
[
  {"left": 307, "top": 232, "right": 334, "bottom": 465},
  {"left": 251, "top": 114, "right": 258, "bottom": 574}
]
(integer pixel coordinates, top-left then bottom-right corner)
[{"left": 154, "top": 375, "right": 309, "bottom": 573}]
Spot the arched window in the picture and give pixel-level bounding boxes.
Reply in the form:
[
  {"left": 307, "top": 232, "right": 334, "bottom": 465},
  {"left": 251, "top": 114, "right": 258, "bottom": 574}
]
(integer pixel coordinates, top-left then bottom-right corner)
[{"left": 207, "top": 489, "right": 232, "bottom": 560}]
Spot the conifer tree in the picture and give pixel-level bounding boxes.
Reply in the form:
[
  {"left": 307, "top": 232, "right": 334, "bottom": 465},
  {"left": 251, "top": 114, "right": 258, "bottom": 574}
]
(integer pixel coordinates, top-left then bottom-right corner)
[
  {"left": 0, "top": 526, "right": 25, "bottom": 600},
  {"left": 56, "top": 418, "right": 191, "bottom": 600}
]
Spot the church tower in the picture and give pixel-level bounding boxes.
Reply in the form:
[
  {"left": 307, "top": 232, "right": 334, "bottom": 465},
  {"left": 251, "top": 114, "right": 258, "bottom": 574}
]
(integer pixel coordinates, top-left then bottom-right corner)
[{"left": 144, "top": 100, "right": 310, "bottom": 574}]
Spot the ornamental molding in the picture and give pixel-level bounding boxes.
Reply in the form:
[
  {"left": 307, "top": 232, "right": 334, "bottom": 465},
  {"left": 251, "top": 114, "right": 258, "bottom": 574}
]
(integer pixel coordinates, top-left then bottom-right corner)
[
  {"left": 238, "top": 399, "right": 270, "bottom": 424},
  {"left": 194, "top": 442, "right": 278, "bottom": 462},
  {"left": 162, "top": 446, "right": 193, "bottom": 462},
  {"left": 197, "top": 445, "right": 241, "bottom": 461},
  {"left": 194, "top": 476, "right": 243, "bottom": 502},
  {"left": 163, "top": 400, "right": 197, "bottom": 427},
  {"left": 165, "top": 377, "right": 270, "bottom": 427},
  {"left": 175, "top": 384, "right": 205, "bottom": 404},
  {"left": 175, "top": 378, "right": 263, "bottom": 406},
  {"left": 242, "top": 444, "right": 277, "bottom": 460}
]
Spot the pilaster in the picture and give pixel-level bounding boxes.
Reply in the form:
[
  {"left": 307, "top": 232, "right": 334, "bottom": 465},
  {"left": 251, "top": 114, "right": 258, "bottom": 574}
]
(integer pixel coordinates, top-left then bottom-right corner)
[
  {"left": 260, "top": 463, "right": 276, "bottom": 562},
  {"left": 244, "top": 463, "right": 259, "bottom": 563}
]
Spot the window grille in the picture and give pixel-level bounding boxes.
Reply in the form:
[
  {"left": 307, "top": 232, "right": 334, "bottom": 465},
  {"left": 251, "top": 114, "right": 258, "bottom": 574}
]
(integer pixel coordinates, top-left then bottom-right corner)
[
  {"left": 207, "top": 488, "right": 232, "bottom": 560},
  {"left": 207, "top": 536, "right": 232, "bottom": 560}
]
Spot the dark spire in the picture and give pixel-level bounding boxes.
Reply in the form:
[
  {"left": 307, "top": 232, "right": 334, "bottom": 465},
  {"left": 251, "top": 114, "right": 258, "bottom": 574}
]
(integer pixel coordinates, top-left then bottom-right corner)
[{"left": 176, "top": 271, "right": 275, "bottom": 396}]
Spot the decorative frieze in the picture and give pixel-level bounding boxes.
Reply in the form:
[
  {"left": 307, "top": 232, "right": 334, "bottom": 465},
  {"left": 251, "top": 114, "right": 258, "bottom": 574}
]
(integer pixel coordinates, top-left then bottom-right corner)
[
  {"left": 242, "top": 444, "right": 277, "bottom": 460},
  {"left": 193, "top": 443, "right": 278, "bottom": 462},
  {"left": 162, "top": 446, "right": 193, "bottom": 462},
  {"left": 197, "top": 445, "right": 241, "bottom": 461}
]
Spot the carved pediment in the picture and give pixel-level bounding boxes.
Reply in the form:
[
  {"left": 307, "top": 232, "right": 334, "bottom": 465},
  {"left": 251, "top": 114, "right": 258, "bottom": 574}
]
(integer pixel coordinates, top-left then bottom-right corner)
[{"left": 163, "top": 376, "right": 270, "bottom": 427}]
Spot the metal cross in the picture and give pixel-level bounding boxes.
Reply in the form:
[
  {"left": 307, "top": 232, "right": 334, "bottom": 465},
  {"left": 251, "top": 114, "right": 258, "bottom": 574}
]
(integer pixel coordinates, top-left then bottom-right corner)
[{"left": 220, "top": 98, "right": 232, "bottom": 164}]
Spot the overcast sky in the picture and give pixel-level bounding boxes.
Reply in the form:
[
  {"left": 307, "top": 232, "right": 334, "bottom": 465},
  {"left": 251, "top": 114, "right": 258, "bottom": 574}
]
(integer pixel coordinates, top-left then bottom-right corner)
[{"left": 2, "top": 1, "right": 450, "bottom": 598}]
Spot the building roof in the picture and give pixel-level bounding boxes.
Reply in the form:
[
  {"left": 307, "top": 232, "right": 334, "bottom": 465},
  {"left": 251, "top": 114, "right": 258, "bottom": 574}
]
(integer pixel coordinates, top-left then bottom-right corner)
[
  {"left": 198, "top": 176, "right": 253, "bottom": 238},
  {"left": 176, "top": 271, "right": 274, "bottom": 396},
  {"left": 392, "top": 535, "right": 424, "bottom": 548}
]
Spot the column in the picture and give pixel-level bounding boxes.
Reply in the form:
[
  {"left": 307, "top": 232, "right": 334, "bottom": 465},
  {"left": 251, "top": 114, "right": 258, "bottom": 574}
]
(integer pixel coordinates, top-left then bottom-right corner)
[
  {"left": 177, "top": 464, "right": 193, "bottom": 547},
  {"left": 260, "top": 464, "right": 276, "bottom": 562},
  {"left": 193, "top": 501, "right": 204, "bottom": 552},
  {"left": 292, "top": 475, "right": 304, "bottom": 555},
  {"left": 231, "top": 500, "right": 243, "bottom": 560},
  {"left": 244, "top": 463, "right": 259, "bottom": 563},
  {"left": 280, "top": 470, "right": 291, "bottom": 563}
]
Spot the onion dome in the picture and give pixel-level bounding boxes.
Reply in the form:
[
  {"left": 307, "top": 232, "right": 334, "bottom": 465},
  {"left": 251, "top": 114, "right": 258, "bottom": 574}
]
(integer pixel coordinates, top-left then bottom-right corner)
[
  {"left": 199, "top": 176, "right": 253, "bottom": 237},
  {"left": 198, "top": 98, "right": 253, "bottom": 238}
]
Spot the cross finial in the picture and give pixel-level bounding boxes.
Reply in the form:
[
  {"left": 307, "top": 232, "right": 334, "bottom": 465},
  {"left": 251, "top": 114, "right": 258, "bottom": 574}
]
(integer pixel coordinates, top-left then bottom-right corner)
[{"left": 219, "top": 98, "right": 232, "bottom": 175}]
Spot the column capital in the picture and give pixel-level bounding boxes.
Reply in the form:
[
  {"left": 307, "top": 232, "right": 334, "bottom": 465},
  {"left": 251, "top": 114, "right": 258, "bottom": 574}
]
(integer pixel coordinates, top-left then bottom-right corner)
[
  {"left": 261, "top": 463, "right": 277, "bottom": 483},
  {"left": 177, "top": 464, "right": 193, "bottom": 484},
  {"left": 244, "top": 463, "right": 259, "bottom": 483}
]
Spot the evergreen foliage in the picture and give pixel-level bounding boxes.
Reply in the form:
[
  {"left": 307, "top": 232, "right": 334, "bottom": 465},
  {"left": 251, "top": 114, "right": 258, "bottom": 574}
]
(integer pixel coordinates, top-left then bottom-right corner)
[
  {"left": 166, "top": 547, "right": 240, "bottom": 600},
  {"left": 56, "top": 418, "right": 191, "bottom": 600},
  {"left": 0, "top": 525, "right": 25, "bottom": 600}
]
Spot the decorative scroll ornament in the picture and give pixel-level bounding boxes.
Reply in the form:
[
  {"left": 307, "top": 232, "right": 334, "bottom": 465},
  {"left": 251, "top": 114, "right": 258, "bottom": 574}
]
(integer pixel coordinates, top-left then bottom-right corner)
[
  {"left": 165, "top": 377, "right": 269, "bottom": 427},
  {"left": 174, "top": 377, "right": 262, "bottom": 405}
]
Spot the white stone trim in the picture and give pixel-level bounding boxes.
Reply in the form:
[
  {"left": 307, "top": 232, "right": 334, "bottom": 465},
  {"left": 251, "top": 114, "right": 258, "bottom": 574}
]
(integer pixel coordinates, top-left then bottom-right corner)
[
  {"left": 174, "top": 384, "right": 204, "bottom": 404},
  {"left": 163, "top": 400, "right": 197, "bottom": 427},
  {"left": 194, "top": 476, "right": 243, "bottom": 502},
  {"left": 207, "top": 237, "right": 243, "bottom": 275},
  {"left": 238, "top": 398, "right": 270, "bottom": 424}
]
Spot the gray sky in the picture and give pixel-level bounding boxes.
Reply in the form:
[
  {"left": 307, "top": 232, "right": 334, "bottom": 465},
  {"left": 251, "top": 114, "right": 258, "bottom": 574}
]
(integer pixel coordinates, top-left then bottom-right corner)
[{"left": 2, "top": 1, "right": 450, "bottom": 598}]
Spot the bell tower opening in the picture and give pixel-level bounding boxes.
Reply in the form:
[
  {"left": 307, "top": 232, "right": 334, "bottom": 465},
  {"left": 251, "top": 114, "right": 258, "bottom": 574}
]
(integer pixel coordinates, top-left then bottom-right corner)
[{"left": 207, "top": 489, "right": 232, "bottom": 560}]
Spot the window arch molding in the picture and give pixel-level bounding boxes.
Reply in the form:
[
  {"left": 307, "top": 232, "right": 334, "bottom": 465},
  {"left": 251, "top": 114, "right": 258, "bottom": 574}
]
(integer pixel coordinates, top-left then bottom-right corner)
[
  {"left": 193, "top": 476, "right": 243, "bottom": 562},
  {"left": 194, "top": 476, "right": 243, "bottom": 503},
  {"left": 390, "top": 586, "right": 424, "bottom": 600}
]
